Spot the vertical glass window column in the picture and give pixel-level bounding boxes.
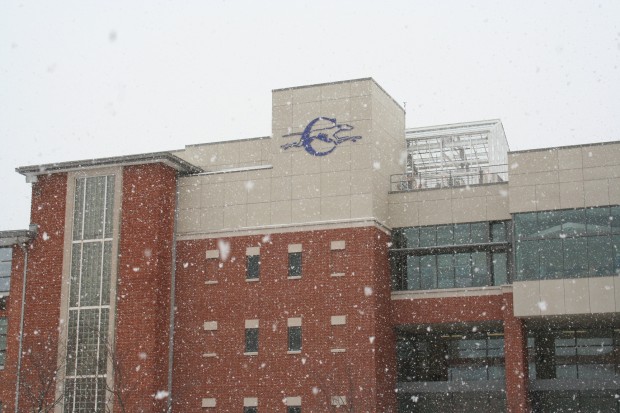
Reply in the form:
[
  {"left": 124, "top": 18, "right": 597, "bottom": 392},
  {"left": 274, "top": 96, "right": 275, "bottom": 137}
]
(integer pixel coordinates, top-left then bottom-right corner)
[
  {"left": 244, "top": 320, "right": 259, "bottom": 354},
  {"left": 64, "top": 175, "right": 114, "bottom": 413},
  {"left": 287, "top": 318, "right": 302, "bottom": 352},
  {"left": 0, "top": 317, "right": 7, "bottom": 368},
  {"left": 0, "top": 247, "right": 11, "bottom": 296},
  {"left": 246, "top": 247, "right": 260, "bottom": 281}
]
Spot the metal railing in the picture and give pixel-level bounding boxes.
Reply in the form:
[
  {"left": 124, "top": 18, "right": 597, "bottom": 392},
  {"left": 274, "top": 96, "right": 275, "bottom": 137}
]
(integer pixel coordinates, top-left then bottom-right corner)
[{"left": 390, "top": 164, "right": 508, "bottom": 192}]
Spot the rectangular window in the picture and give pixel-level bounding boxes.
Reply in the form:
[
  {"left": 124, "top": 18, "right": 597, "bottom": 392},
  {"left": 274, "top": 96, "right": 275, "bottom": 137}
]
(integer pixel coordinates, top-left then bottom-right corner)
[
  {"left": 287, "top": 407, "right": 301, "bottom": 413},
  {"left": 288, "top": 252, "right": 302, "bottom": 278},
  {"left": 0, "top": 248, "right": 11, "bottom": 296},
  {"left": 245, "top": 328, "right": 259, "bottom": 353},
  {"left": 0, "top": 317, "right": 7, "bottom": 368},
  {"left": 246, "top": 255, "right": 260, "bottom": 280},
  {"left": 288, "top": 326, "right": 302, "bottom": 352},
  {"left": 243, "top": 408, "right": 257, "bottom": 413}
]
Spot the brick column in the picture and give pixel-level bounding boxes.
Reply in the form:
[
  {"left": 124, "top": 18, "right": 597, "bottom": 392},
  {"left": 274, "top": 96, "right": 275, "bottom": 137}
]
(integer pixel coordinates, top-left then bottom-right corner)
[{"left": 503, "top": 293, "right": 530, "bottom": 413}]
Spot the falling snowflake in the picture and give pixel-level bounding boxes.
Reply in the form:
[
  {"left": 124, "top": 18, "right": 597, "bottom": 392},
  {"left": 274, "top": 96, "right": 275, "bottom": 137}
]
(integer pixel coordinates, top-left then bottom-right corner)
[
  {"left": 154, "top": 390, "right": 169, "bottom": 400},
  {"left": 42, "top": 232, "right": 50, "bottom": 241},
  {"left": 538, "top": 301, "right": 548, "bottom": 311},
  {"left": 364, "top": 286, "right": 373, "bottom": 296},
  {"left": 245, "top": 180, "right": 255, "bottom": 191},
  {"left": 217, "top": 239, "right": 231, "bottom": 261}
]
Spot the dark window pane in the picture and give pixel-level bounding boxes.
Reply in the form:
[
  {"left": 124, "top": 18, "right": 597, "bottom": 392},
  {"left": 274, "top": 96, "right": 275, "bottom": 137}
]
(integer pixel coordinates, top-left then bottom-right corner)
[
  {"left": 611, "top": 206, "right": 620, "bottom": 234},
  {"left": 288, "top": 326, "right": 302, "bottom": 351},
  {"left": 538, "top": 210, "right": 563, "bottom": 238},
  {"left": 515, "top": 213, "right": 538, "bottom": 239},
  {"left": 244, "top": 407, "right": 257, "bottom": 413},
  {"left": 470, "top": 223, "right": 488, "bottom": 243},
  {"left": 586, "top": 207, "right": 610, "bottom": 235},
  {"left": 492, "top": 253, "right": 507, "bottom": 285},
  {"left": 247, "top": 255, "right": 260, "bottom": 279},
  {"left": 420, "top": 256, "right": 437, "bottom": 289},
  {"left": 588, "top": 236, "right": 613, "bottom": 276},
  {"left": 563, "top": 237, "right": 588, "bottom": 277},
  {"left": 287, "top": 407, "right": 301, "bottom": 413},
  {"left": 539, "top": 239, "right": 563, "bottom": 279},
  {"left": 454, "top": 223, "right": 470, "bottom": 244},
  {"left": 613, "top": 235, "right": 620, "bottom": 275},
  {"left": 471, "top": 252, "right": 488, "bottom": 287},
  {"left": 245, "top": 328, "right": 259, "bottom": 353},
  {"left": 419, "top": 227, "right": 436, "bottom": 247},
  {"left": 561, "top": 209, "right": 586, "bottom": 236},
  {"left": 516, "top": 240, "right": 539, "bottom": 281},
  {"left": 0, "top": 248, "right": 11, "bottom": 261},
  {"left": 406, "top": 256, "right": 421, "bottom": 290},
  {"left": 491, "top": 222, "right": 506, "bottom": 242},
  {"left": 437, "top": 254, "right": 454, "bottom": 289},
  {"left": 288, "top": 252, "right": 302, "bottom": 277},
  {"left": 436, "top": 225, "right": 454, "bottom": 246},
  {"left": 403, "top": 227, "right": 419, "bottom": 248},
  {"left": 454, "top": 253, "right": 471, "bottom": 288}
]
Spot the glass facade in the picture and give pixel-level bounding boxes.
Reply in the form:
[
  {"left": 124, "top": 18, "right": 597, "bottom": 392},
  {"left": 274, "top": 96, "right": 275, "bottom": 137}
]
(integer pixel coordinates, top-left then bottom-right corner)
[
  {"left": 514, "top": 206, "right": 620, "bottom": 281},
  {"left": 0, "top": 247, "right": 11, "bottom": 296},
  {"left": 391, "top": 221, "right": 510, "bottom": 291},
  {"left": 64, "top": 175, "right": 115, "bottom": 413}
]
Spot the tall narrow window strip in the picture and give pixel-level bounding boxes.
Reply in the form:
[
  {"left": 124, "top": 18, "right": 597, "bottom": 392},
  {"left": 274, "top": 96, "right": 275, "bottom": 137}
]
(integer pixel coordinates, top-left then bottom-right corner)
[
  {"left": 245, "top": 328, "right": 259, "bottom": 353},
  {"left": 0, "top": 247, "right": 12, "bottom": 296},
  {"left": 0, "top": 317, "right": 7, "bottom": 368},
  {"left": 64, "top": 175, "right": 115, "bottom": 413},
  {"left": 288, "top": 252, "right": 302, "bottom": 277},
  {"left": 288, "top": 326, "right": 302, "bottom": 352},
  {"left": 247, "top": 255, "right": 260, "bottom": 280}
]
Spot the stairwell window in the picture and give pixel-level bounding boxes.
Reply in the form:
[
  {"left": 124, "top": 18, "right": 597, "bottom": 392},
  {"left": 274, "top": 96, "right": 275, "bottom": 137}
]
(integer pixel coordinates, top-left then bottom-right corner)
[{"left": 246, "top": 247, "right": 260, "bottom": 281}]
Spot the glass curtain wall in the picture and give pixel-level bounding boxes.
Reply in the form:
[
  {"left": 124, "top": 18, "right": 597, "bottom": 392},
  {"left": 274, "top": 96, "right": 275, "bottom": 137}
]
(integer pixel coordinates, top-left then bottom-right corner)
[{"left": 63, "top": 176, "right": 115, "bottom": 412}]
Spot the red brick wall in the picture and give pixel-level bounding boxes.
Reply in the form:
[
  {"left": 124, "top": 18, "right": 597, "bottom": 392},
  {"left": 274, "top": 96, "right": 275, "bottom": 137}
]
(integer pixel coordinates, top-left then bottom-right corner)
[
  {"left": 0, "top": 173, "right": 67, "bottom": 412},
  {"left": 172, "top": 226, "right": 397, "bottom": 412},
  {"left": 114, "top": 164, "right": 177, "bottom": 412},
  {"left": 503, "top": 293, "right": 530, "bottom": 413}
]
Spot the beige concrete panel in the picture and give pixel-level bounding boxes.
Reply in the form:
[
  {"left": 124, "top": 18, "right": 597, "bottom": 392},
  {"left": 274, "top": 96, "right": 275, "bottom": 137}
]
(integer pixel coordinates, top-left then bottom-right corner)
[
  {"left": 417, "top": 199, "right": 453, "bottom": 226},
  {"left": 615, "top": 276, "right": 620, "bottom": 312},
  {"left": 177, "top": 208, "right": 201, "bottom": 233},
  {"left": 219, "top": 171, "right": 248, "bottom": 183},
  {"left": 320, "top": 145, "right": 352, "bottom": 173},
  {"left": 452, "top": 196, "right": 487, "bottom": 223},
  {"left": 486, "top": 195, "right": 511, "bottom": 221},
  {"left": 558, "top": 147, "right": 583, "bottom": 170},
  {"left": 223, "top": 204, "right": 247, "bottom": 229},
  {"left": 271, "top": 150, "right": 292, "bottom": 177},
  {"left": 246, "top": 202, "right": 271, "bottom": 227},
  {"left": 320, "top": 98, "right": 351, "bottom": 121},
  {"left": 272, "top": 104, "right": 293, "bottom": 132},
  {"left": 321, "top": 82, "right": 351, "bottom": 100},
  {"left": 350, "top": 144, "right": 372, "bottom": 171},
  {"left": 291, "top": 174, "right": 320, "bottom": 199},
  {"left": 292, "top": 86, "right": 321, "bottom": 104},
  {"left": 224, "top": 181, "right": 248, "bottom": 205},
  {"left": 271, "top": 176, "right": 292, "bottom": 202},
  {"left": 559, "top": 168, "right": 583, "bottom": 183},
  {"left": 271, "top": 200, "right": 292, "bottom": 225},
  {"left": 583, "top": 179, "right": 610, "bottom": 207},
  {"left": 583, "top": 165, "right": 620, "bottom": 181},
  {"left": 350, "top": 79, "right": 372, "bottom": 97},
  {"left": 178, "top": 175, "right": 202, "bottom": 188},
  {"left": 582, "top": 144, "right": 620, "bottom": 168},
  {"left": 563, "top": 278, "right": 589, "bottom": 314},
  {"left": 512, "top": 281, "right": 541, "bottom": 317},
  {"left": 412, "top": 188, "right": 452, "bottom": 202},
  {"left": 247, "top": 179, "right": 271, "bottom": 204},
  {"left": 535, "top": 183, "right": 560, "bottom": 211},
  {"left": 539, "top": 280, "right": 566, "bottom": 315},
  {"left": 178, "top": 184, "right": 201, "bottom": 208},
  {"left": 559, "top": 181, "right": 585, "bottom": 209},
  {"left": 509, "top": 150, "right": 559, "bottom": 174},
  {"left": 290, "top": 150, "right": 322, "bottom": 176},
  {"left": 200, "top": 207, "right": 224, "bottom": 231},
  {"left": 291, "top": 198, "right": 321, "bottom": 223},
  {"left": 509, "top": 185, "right": 537, "bottom": 213},
  {"left": 351, "top": 193, "right": 374, "bottom": 218},
  {"left": 273, "top": 89, "right": 293, "bottom": 107},
  {"left": 201, "top": 183, "right": 225, "bottom": 207},
  {"left": 212, "top": 142, "right": 241, "bottom": 168},
  {"left": 320, "top": 196, "right": 351, "bottom": 221},
  {"left": 388, "top": 200, "right": 418, "bottom": 228},
  {"left": 351, "top": 169, "right": 373, "bottom": 195},
  {"left": 451, "top": 184, "right": 507, "bottom": 199},
  {"left": 238, "top": 139, "right": 268, "bottom": 165},
  {"left": 588, "top": 277, "right": 615, "bottom": 314},
  {"left": 373, "top": 191, "right": 389, "bottom": 224},
  {"left": 350, "top": 96, "right": 372, "bottom": 121},
  {"left": 320, "top": 170, "right": 351, "bottom": 197},
  {"left": 292, "top": 101, "right": 321, "bottom": 131},
  {"left": 510, "top": 171, "right": 559, "bottom": 187},
  {"left": 609, "top": 178, "right": 620, "bottom": 204}
]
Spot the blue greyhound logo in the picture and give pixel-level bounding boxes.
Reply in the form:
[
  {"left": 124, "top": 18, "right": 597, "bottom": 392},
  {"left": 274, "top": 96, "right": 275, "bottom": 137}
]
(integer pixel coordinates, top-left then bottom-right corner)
[{"left": 280, "top": 117, "right": 362, "bottom": 156}]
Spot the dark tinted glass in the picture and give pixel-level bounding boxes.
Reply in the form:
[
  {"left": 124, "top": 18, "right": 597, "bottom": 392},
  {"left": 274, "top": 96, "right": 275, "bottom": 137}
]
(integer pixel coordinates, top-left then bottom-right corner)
[
  {"left": 247, "top": 255, "right": 260, "bottom": 279},
  {"left": 288, "top": 252, "right": 302, "bottom": 277},
  {"left": 245, "top": 328, "right": 259, "bottom": 353},
  {"left": 288, "top": 326, "right": 302, "bottom": 351}
]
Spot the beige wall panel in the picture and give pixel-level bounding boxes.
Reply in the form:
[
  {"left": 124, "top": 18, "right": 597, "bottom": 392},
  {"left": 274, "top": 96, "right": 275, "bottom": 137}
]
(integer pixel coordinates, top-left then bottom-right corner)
[
  {"left": 223, "top": 204, "right": 247, "bottom": 229},
  {"left": 273, "top": 104, "right": 293, "bottom": 131},
  {"left": 563, "top": 278, "right": 589, "bottom": 314},
  {"left": 452, "top": 196, "right": 487, "bottom": 223},
  {"left": 508, "top": 185, "right": 537, "bottom": 213},
  {"left": 320, "top": 145, "right": 352, "bottom": 173},
  {"left": 584, "top": 164, "right": 620, "bottom": 181},
  {"left": 291, "top": 174, "right": 321, "bottom": 199},
  {"left": 373, "top": 191, "right": 389, "bottom": 224},
  {"left": 320, "top": 98, "right": 351, "bottom": 120},
  {"left": 321, "top": 82, "right": 352, "bottom": 100},
  {"left": 485, "top": 195, "right": 511, "bottom": 221},
  {"left": 201, "top": 183, "right": 225, "bottom": 208},
  {"left": 320, "top": 196, "right": 351, "bottom": 221},
  {"left": 178, "top": 184, "right": 201, "bottom": 207},
  {"left": 200, "top": 207, "right": 224, "bottom": 231},
  {"left": 247, "top": 179, "right": 271, "bottom": 204},
  {"left": 558, "top": 147, "right": 583, "bottom": 170},
  {"left": 239, "top": 140, "right": 268, "bottom": 165},
  {"left": 510, "top": 171, "right": 559, "bottom": 187},
  {"left": 417, "top": 199, "right": 453, "bottom": 226},
  {"left": 179, "top": 175, "right": 202, "bottom": 188},
  {"left": 350, "top": 79, "right": 372, "bottom": 97},
  {"left": 270, "top": 176, "right": 292, "bottom": 202},
  {"left": 615, "top": 276, "right": 620, "bottom": 312},
  {"left": 291, "top": 198, "right": 321, "bottom": 223},
  {"left": 535, "top": 183, "right": 561, "bottom": 211},
  {"left": 609, "top": 178, "right": 620, "bottom": 204},
  {"left": 412, "top": 188, "right": 453, "bottom": 202},
  {"left": 271, "top": 200, "right": 292, "bottom": 225},
  {"left": 292, "top": 101, "right": 321, "bottom": 129},
  {"left": 539, "top": 280, "right": 566, "bottom": 315},
  {"left": 272, "top": 89, "right": 293, "bottom": 107},
  {"left": 289, "top": 150, "right": 321, "bottom": 175},
  {"left": 177, "top": 209, "right": 201, "bottom": 233},
  {"left": 246, "top": 202, "right": 271, "bottom": 227},
  {"left": 510, "top": 150, "right": 559, "bottom": 174},
  {"left": 350, "top": 145, "right": 372, "bottom": 171},
  {"left": 388, "top": 201, "right": 418, "bottom": 228},
  {"left": 558, "top": 168, "right": 583, "bottom": 183},
  {"left": 350, "top": 96, "right": 372, "bottom": 121},
  {"left": 512, "top": 281, "right": 542, "bottom": 317},
  {"left": 292, "top": 86, "right": 321, "bottom": 104},
  {"left": 583, "top": 179, "right": 610, "bottom": 207},
  {"left": 582, "top": 144, "right": 620, "bottom": 168},
  {"left": 320, "top": 170, "right": 351, "bottom": 198},
  {"left": 351, "top": 193, "right": 374, "bottom": 218},
  {"left": 588, "top": 277, "right": 615, "bottom": 314},
  {"left": 559, "top": 181, "right": 585, "bottom": 209},
  {"left": 219, "top": 171, "right": 249, "bottom": 183},
  {"left": 224, "top": 181, "right": 248, "bottom": 205}
]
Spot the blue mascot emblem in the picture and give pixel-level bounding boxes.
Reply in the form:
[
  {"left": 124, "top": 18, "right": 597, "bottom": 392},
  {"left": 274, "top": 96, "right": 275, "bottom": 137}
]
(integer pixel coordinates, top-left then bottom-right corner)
[{"left": 280, "top": 117, "right": 362, "bottom": 156}]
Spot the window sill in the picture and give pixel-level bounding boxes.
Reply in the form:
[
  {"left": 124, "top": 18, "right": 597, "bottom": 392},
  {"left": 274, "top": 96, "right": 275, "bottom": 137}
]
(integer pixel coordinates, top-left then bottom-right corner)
[
  {"left": 246, "top": 278, "right": 260, "bottom": 283},
  {"left": 287, "top": 276, "right": 302, "bottom": 280},
  {"left": 244, "top": 352, "right": 258, "bottom": 356},
  {"left": 331, "top": 348, "right": 346, "bottom": 353},
  {"left": 205, "top": 280, "right": 218, "bottom": 285},
  {"left": 202, "top": 353, "right": 217, "bottom": 358},
  {"left": 331, "top": 273, "right": 345, "bottom": 277},
  {"left": 287, "top": 350, "right": 301, "bottom": 355}
]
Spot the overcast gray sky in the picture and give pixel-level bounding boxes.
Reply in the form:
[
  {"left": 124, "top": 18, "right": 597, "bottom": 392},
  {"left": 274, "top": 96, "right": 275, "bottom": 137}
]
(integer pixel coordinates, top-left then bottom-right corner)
[{"left": 1, "top": 0, "right": 619, "bottom": 230}]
